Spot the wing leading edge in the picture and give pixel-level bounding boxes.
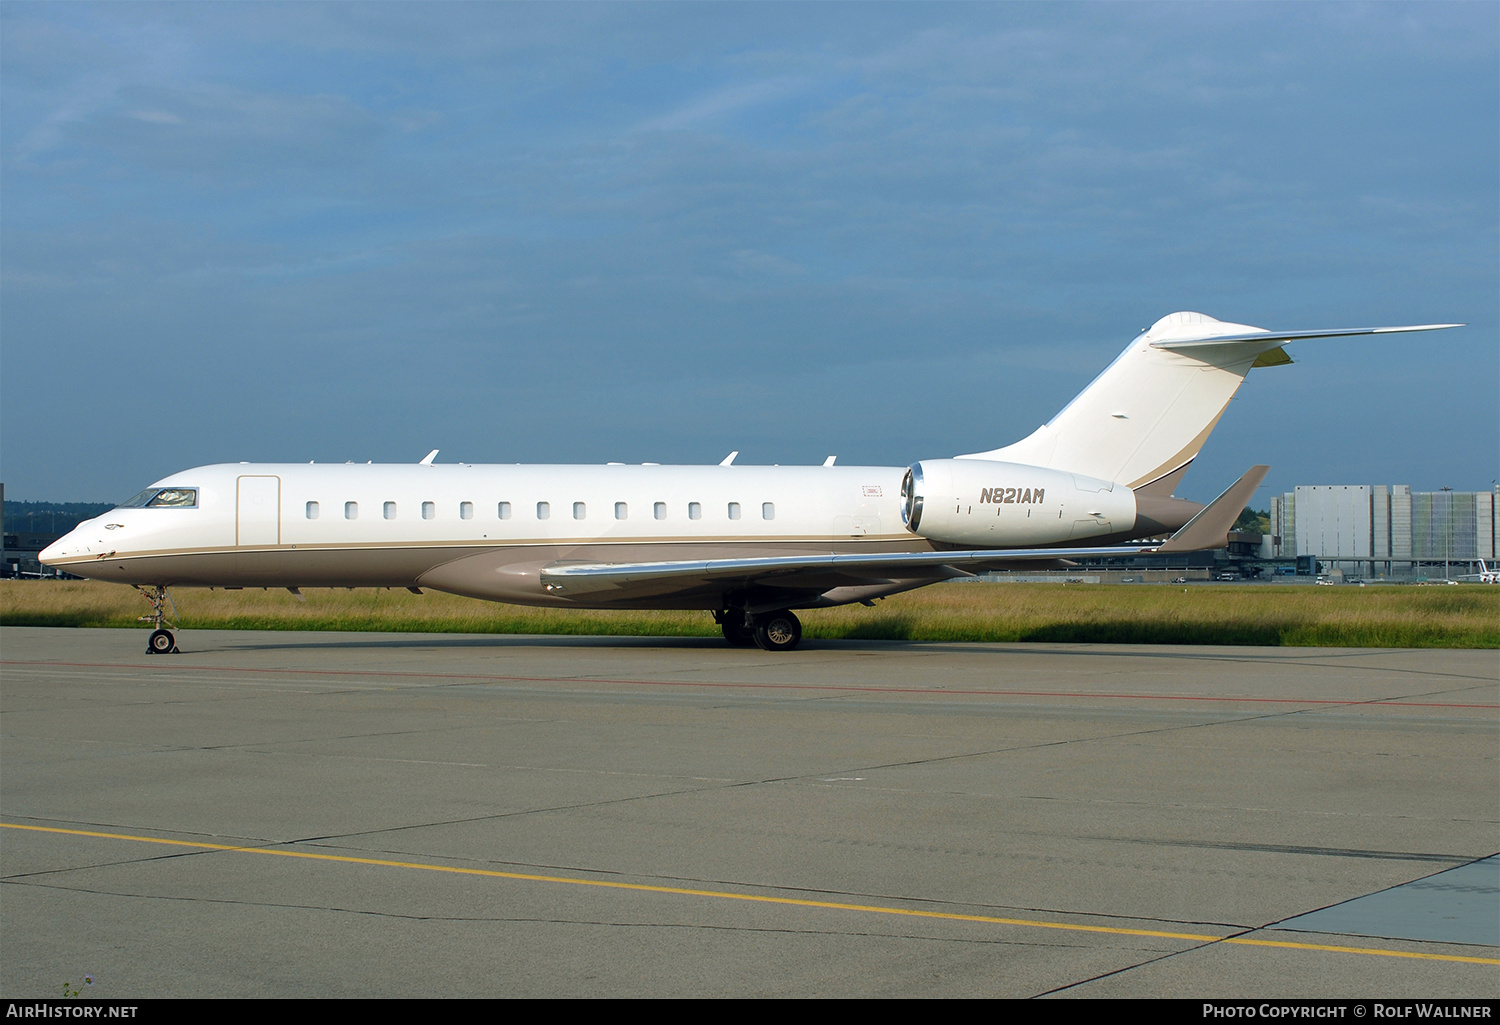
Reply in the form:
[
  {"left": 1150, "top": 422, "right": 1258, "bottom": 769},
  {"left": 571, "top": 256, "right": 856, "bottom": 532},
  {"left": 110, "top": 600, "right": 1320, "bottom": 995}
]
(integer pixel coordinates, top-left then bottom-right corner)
[
  {"left": 541, "top": 465, "right": 1269, "bottom": 602},
  {"left": 539, "top": 544, "right": 1157, "bottom": 599}
]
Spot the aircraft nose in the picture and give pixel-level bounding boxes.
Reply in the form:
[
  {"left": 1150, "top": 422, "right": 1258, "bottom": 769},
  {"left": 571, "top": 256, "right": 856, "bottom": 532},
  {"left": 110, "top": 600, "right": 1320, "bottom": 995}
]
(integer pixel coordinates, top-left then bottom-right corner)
[
  {"left": 39, "top": 534, "right": 74, "bottom": 566},
  {"left": 39, "top": 525, "right": 104, "bottom": 567}
]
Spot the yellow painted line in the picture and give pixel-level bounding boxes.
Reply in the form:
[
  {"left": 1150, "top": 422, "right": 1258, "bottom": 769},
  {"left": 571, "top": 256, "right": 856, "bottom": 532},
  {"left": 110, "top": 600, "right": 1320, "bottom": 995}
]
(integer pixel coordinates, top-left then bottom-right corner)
[{"left": 6, "top": 822, "right": 1497, "bottom": 966}]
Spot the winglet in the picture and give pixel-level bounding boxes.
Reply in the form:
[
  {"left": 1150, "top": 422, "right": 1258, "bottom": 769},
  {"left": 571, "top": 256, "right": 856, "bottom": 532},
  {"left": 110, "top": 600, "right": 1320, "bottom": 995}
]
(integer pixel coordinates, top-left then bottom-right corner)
[
  {"left": 1154, "top": 465, "right": 1270, "bottom": 553},
  {"left": 419, "top": 450, "right": 439, "bottom": 465}
]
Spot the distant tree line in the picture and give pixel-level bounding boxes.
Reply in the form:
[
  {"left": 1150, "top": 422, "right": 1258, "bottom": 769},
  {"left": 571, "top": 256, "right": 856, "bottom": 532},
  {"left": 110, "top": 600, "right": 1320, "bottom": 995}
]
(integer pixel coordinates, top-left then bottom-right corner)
[
  {"left": 1234, "top": 507, "right": 1271, "bottom": 534},
  {"left": 4, "top": 501, "right": 115, "bottom": 536}
]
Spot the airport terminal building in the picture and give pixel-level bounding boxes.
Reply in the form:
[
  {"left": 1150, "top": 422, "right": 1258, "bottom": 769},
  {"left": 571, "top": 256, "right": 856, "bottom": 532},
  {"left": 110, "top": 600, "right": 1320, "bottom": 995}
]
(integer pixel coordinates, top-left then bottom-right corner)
[{"left": 1269, "top": 485, "right": 1498, "bottom": 580}]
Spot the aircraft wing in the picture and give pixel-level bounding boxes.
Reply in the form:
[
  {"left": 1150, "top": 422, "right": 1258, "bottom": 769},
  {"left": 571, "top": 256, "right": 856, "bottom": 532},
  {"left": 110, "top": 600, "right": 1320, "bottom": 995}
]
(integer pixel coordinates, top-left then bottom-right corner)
[
  {"left": 540, "top": 463, "right": 1269, "bottom": 602},
  {"left": 539, "top": 544, "right": 1156, "bottom": 599}
]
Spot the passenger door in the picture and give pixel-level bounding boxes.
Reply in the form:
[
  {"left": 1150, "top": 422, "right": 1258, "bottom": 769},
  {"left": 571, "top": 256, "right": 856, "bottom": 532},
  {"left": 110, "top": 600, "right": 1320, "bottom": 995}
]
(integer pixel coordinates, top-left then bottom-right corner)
[{"left": 236, "top": 475, "right": 281, "bottom": 546}]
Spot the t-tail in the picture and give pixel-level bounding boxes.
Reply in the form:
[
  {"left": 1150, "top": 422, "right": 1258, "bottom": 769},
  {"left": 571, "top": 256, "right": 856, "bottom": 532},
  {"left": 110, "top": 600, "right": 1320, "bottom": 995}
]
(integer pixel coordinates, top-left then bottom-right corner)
[{"left": 957, "top": 312, "right": 1462, "bottom": 494}]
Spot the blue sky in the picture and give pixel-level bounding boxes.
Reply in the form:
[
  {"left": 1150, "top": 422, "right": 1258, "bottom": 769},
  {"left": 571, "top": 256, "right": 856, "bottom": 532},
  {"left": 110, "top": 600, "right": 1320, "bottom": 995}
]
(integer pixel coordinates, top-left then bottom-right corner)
[{"left": 2, "top": 2, "right": 1495, "bottom": 503}]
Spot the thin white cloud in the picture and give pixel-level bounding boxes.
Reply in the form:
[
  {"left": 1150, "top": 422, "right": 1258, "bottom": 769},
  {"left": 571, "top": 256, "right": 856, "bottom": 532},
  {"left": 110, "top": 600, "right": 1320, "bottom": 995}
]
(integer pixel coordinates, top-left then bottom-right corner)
[
  {"left": 730, "top": 249, "right": 804, "bottom": 275},
  {"left": 127, "top": 109, "right": 183, "bottom": 125},
  {"left": 12, "top": 73, "right": 121, "bottom": 162},
  {"left": 639, "top": 75, "right": 813, "bottom": 132}
]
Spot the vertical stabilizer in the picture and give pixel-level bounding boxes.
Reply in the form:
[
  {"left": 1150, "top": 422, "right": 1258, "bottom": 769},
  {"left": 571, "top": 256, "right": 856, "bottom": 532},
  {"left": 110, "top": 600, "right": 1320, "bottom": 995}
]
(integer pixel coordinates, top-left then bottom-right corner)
[{"left": 957, "top": 313, "right": 1460, "bottom": 489}]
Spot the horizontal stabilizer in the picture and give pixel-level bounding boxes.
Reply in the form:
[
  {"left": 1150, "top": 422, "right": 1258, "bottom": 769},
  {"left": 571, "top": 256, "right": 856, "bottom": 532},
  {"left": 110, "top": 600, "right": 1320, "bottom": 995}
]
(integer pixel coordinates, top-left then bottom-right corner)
[
  {"left": 1150, "top": 323, "right": 1462, "bottom": 350},
  {"left": 1154, "top": 465, "right": 1269, "bottom": 554}
]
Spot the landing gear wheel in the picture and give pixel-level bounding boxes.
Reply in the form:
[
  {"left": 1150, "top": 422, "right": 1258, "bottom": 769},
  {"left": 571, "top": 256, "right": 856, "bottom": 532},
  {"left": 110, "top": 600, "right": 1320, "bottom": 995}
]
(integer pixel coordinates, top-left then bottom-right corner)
[
  {"left": 753, "top": 610, "right": 802, "bottom": 652},
  {"left": 136, "top": 585, "right": 179, "bottom": 653},
  {"left": 718, "top": 610, "right": 755, "bottom": 647}
]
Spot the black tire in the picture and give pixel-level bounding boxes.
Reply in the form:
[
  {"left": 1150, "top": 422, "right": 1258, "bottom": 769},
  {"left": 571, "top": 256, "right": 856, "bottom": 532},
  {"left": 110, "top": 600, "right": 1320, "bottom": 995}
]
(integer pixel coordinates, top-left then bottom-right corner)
[
  {"left": 720, "top": 611, "right": 755, "bottom": 647},
  {"left": 147, "top": 629, "right": 175, "bottom": 654},
  {"left": 753, "top": 610, "right": 802, "bottom": 652}
]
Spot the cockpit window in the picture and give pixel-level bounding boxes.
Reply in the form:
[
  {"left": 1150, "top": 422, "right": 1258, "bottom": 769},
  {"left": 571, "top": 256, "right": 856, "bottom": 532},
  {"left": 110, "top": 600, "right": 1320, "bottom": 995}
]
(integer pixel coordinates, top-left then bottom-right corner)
[{"left": 118, "top": 487, "right": 198, "bottom": 509}]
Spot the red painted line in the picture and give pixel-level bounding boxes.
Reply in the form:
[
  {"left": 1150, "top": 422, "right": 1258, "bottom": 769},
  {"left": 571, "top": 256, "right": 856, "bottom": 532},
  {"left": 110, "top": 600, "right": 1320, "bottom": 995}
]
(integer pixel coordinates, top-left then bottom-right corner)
[{"left": 4, "top": 659, "right": 1496, "bottom": 709}]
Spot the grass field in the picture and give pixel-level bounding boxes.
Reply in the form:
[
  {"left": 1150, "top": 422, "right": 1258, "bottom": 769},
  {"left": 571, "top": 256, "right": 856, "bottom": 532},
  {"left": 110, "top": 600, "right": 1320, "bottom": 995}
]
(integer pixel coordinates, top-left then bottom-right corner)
[{"left": 2, "top": 578, "right": 1496, "bottom": 647}]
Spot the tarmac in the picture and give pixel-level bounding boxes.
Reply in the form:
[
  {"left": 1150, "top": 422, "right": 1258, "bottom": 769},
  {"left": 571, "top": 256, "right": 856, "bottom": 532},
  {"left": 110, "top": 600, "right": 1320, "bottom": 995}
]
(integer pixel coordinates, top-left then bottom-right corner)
[{"left": 2, "top": 626, "right": 1496, "bottom": 998}]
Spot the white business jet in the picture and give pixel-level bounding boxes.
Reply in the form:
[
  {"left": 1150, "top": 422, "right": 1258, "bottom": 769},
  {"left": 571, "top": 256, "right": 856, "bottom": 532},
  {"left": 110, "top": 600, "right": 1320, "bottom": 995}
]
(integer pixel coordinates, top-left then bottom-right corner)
[{"left": 41, "top": 312, "right": 1459, "bottom": 653}]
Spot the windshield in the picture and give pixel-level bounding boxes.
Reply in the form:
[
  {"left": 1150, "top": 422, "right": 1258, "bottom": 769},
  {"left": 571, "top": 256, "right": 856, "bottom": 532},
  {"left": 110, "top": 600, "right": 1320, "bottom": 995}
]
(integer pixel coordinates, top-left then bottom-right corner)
[{"left": 118, "top": 487, "right": 198, "bottom": 509}]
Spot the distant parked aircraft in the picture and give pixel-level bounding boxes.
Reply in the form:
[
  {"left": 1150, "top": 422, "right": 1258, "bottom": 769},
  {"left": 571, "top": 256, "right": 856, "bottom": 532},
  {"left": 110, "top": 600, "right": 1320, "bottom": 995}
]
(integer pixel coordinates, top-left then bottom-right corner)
[{"left": 1455, "top": 560, "right": 1500, "bottom": 584}]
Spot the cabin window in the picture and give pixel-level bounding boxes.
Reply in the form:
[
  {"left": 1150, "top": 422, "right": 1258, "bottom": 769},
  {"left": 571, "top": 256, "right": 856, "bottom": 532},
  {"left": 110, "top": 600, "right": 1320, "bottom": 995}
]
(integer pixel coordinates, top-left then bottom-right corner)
[
  {"left": 345, "top": 501, "right": 358, "bottom": 520},
  {"left": 688, "top": 502, "right": 701, "bottom": 520},
  {"left": 460, "top": 502, "right": 473, "bottom": 520},
  {"left": 728, "top": 502, "right": 741, "bottom": 520},
  {"left": 762, "top": 503, "right": 775, "bottom": 520},
  {"left": 573, "top": 502, "right": 586, "bottom": 520},
  {"left": 383, "top": 502, "right": 397, "bottom": 520},
  {"left": 306, "top": 501, "right": 319, "bottom": 520},
  {"left": 422, "top": 502, "right": 435, "bottom": 520},
  {"left": 537, "top": 502, "right": 550, "bottom": 520},
  {"left": 654, "top": 502, "right": 666, "bottom": 520},
  {"left": 498, "top": 502, "right": 512, "bottom": 520},
  {"left": 615, "top": 502, "right": 628, "bottom": 520}
]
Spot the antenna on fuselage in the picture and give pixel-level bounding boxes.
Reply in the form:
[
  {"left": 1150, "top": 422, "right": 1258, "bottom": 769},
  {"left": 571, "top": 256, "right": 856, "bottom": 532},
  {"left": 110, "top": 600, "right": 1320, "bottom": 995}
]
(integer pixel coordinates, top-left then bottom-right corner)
[
  {"left": 419, "top": 450, "right": 439, "bottom": 465},
  {"left": 719, "top": 451, "right": 738, "bottom": 466}
]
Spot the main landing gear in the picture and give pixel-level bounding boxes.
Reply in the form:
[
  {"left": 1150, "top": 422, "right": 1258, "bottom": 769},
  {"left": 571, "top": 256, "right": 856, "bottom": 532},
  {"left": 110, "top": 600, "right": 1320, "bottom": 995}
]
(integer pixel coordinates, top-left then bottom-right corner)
[
  {"left": 715, "top": 609, "right": 803, "bottom": 652},
  {"left": 136, "top": 585, "right": 179, "bottom": 655},
  {"left": 719, "top": 609, "right": 756, "bottom": 647}
]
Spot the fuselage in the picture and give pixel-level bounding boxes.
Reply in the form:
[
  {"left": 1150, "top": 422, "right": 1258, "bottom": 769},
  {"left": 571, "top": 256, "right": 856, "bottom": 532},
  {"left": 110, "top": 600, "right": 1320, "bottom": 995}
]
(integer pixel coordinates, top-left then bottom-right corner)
[
  {"left": 34, "top": 313, "right": 1459, "bottom": 650},
  {"left": 39, "top": 459, "right": 1172, "bottom": 609}
]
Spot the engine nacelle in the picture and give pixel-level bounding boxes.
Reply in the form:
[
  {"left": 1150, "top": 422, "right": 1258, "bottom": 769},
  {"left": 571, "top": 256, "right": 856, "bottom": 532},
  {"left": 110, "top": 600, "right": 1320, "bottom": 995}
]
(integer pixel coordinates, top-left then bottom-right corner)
[{"left": 900, "top": 459, "right": 1136, "bottom": 547}]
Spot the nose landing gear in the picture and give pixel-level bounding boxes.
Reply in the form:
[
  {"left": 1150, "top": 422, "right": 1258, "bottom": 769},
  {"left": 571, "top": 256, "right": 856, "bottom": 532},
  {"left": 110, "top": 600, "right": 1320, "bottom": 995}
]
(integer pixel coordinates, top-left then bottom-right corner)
[{"left": 136, "top": 585, "right": 179, "bottom": 654}]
